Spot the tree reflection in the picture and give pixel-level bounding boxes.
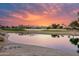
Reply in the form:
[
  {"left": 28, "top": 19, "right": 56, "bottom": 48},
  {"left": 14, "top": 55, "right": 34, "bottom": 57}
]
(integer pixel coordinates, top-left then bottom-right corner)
[
  {"left": 68, "top": 35, "right": 71, "bottom": 38},
  {"left": 51, "top": 34, "right": 60, "bottom": 38},
  {"left": 70, "top": 38, "right": 79, "bottom": 45},
  {"left": 61, "top": 35, "right": 64, "bottom": 37},
  {"left": 77, "top": 45, "right": 79, "bottom": 53},
  {"left": 70, "top": 38, "right": 79, "bottom": 53},
  {"left": 18, "top": 33, "right": 27, "bottom": 35},
  {"left": 18, "top": 33, "right": 35, "bottom": 36}
]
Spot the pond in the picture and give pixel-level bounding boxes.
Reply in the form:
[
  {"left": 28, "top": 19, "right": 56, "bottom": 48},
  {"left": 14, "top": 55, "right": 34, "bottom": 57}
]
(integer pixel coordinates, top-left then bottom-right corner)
[{"left": 7, "top": 33, "right": 79, "bottom": 53}]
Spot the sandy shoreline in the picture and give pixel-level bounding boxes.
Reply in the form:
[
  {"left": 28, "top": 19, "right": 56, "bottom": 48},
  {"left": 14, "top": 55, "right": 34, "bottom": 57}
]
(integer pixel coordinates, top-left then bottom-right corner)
[{"left": 0, "top": 41, "right": 79, "bottom": 56}]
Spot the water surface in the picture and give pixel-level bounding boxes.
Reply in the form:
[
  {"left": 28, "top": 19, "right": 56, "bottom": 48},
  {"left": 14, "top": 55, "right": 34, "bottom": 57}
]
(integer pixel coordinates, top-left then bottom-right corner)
[{"left": 7, "top": 33, "right": 79, "bottom": 53}]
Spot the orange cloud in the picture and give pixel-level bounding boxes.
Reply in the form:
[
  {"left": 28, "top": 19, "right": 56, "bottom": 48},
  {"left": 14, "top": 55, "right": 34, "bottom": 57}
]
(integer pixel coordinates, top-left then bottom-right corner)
[
  {"left": 0, "top": 9, "right": 71, "bottom": 26},
  {"left": 21, "top": 12, "right": 71, "bottom": 26}
]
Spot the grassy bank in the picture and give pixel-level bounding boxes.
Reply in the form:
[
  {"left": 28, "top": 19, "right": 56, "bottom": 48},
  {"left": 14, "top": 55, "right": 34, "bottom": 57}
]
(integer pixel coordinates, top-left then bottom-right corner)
[{"left": 0, "top": 29, "right": 79, "bottom": 35}]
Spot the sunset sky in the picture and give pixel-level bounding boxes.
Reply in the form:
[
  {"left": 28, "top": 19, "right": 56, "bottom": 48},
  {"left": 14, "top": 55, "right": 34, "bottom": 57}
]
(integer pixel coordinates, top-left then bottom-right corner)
[{"left": 0, "top": 3, "right": 79, "bottom": 26}]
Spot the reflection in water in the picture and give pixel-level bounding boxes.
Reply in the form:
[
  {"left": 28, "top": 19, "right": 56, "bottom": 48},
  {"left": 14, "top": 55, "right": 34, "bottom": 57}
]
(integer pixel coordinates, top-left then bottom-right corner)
[
  {"left": 18, "top": 33, "right": 24, "bottom": 35},
  {"left": 18, "top": 33, "right": 35, "bottom": 36},
  {"left": 70, "top": 38, "right": 79, "bottom": 53},
  {"left": 8, "top": 33, "right": 79, "bottom": 53},
  {"left": 70, "top": 38, "right": 79, "bottom": 45},
  {"left": 68, "top": 35, "right": 70, "bottom": 38},
  {"left": 61, "top": 35, "right": 64, "bottom": 37},
  {"left": 51, "top": 34, "right": 75, "bottom": 39},
  {"left": 18, "top": 33, "right": 27, "bottom": 35},
  {"left": 51, "top": 34, "right": 60, "bottom": 38},
  {"left": 77, "top": 45, "right": 79, "bottom": 53}
]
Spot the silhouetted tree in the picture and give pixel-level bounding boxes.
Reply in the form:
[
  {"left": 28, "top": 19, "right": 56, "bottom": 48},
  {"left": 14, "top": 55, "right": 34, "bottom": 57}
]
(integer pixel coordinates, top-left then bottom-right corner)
[
  {"left": 51, "top": 24, "right": 63, "bottom": 29},
  {"left": 47, "top": 26, "right": 51, "bottom": 29},
  {"left": 69, "top": 21, "right": 79, "bottom": 29},
  {"left": 51, "top": 24, "right": 59, "bottom": 29}
]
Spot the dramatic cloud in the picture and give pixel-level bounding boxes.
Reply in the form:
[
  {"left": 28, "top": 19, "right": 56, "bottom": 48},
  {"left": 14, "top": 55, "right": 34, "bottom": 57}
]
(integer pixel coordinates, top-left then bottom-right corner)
[{"left": 0, "top": 3, "right": 79, "bottom": 26}]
